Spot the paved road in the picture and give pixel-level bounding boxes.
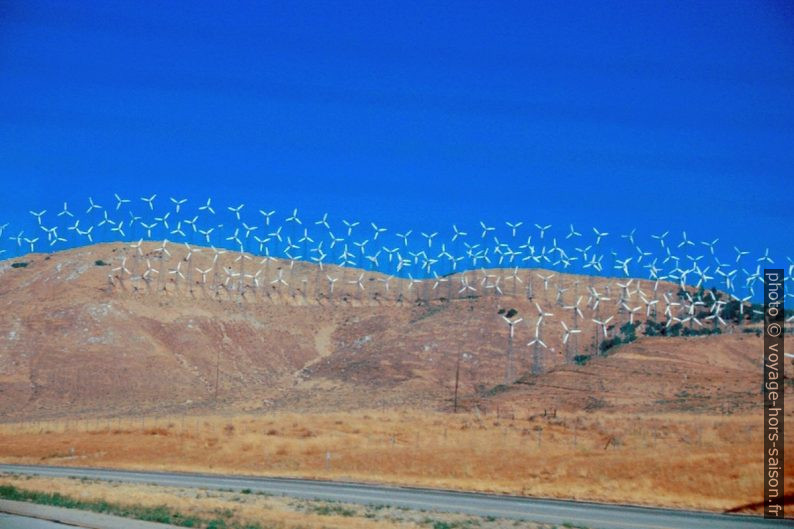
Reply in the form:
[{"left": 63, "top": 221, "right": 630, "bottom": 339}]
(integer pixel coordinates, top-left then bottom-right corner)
[
  {"left": 1, "top": 464, "right": 791, "bottom": 529},
  {"left": 0, "top": 498, "right": 184, "bottom": 529},
  {"left": 0, "top": 512, "right": 72, "bottom": 529}
]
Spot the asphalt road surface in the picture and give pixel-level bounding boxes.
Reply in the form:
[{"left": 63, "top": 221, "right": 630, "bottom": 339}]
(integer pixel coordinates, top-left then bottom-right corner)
[
  {"left": 1, "top": 464, "right": 791, "bottom": 529},
  {"left": 0, "top": 498, "right": 184, "bottom": 529},
  {"left": 0, "top": 513, "right": 72, "bottom": 529}
]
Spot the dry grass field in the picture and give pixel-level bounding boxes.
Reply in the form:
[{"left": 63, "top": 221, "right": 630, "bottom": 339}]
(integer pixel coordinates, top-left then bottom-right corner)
[
  {"left": 0, "top": 473, "right": 561, "bottom": 529},
  {"left": 1, "top": 409, "right": 787, "bottom": 513}
]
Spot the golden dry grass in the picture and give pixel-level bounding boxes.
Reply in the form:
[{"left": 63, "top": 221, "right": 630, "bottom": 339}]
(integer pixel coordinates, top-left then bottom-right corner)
[
  {"left": 0, "top": 409, "right": 789, "bottom": 513},
  {"left": 1, "top": 473, "right": 550, "bottom": 529}
]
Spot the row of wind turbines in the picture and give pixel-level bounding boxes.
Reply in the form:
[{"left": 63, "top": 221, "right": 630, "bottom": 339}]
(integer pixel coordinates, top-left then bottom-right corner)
[
  {"left": 2, "top": 193, "right": 789, "bottom": 299},
  {"left": 3, "top": 193, "right": 792, "bottom": 379}
]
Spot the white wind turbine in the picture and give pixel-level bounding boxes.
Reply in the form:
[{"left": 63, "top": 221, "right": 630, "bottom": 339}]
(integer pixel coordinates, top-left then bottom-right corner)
[
  {"left": 502, "top": 312, "right": 523, "bottom": 382},
  {"left": 635, "top": 246, "right": 652, "bottom": 263},
  {"left": 645, "top": 297, "right": 659, "bottom": 319},
  {"left": 623, "top": 304, "right": 643, "bottom": 324},
  {"left": 270, "top": 268, "right": 289, "bottom": 298},
  {"left": 342, "top": 219, "right": 359, "bottom": 236},
  {"left": 681, "top": 302, "right": 704, "bottom": 329},
  {"left": 592, "top": 315, "right": 614, "bottom": 348},
  {"left": 77, "top": 225, "right": 95, "bottom": 243},
  {"left": 155, "top": 239, "right": 171, "bottom": 292},
  {"left": 651, "top": 230, "right": 669, "bottom": 248},
  {"left": 620, "top": 228, "right": 636, "bottom": 245},
  {"left": 506, "top": 221, "right": 523, "bottom": 237},
  {"left": 734, "top": 246, "right": 749, "bottom": 263},
  {"left": 170, "top": 197, "right": 187, "bottom": 213},
  {"left": 757, "top": 248, "right": 773, "bottom": 264},
  {"left": 457, "top": 274, "right": 476, "bottom": 298},
  {"left": 141, "top": 222, "right": 157, "bottom": 238},
  {"left": 705, "top": 303, "right": 727, "bottom": 329},
  {"left": 371, "top": 222, "right": 387, "bottom": 240},
  {"left": 199, "top": 198, "right": 216, "bottom": 215},
  {"left": 29, "top": 209, "right": 46, "bottom": 225},
  {"left": 242, "top": 222, "right": 258, "bottom": 238},
  {"left": 57, "top": 202, "right": 74, "bottom": 217},
  {"left": 140, "top": 194, "right": 157, "bottom": 210},
  {"left": 168, "top": 261, "right": 186, "bottom": 290},
  {"left": 534, "top": 223, "right": 551, "bottom": 239},
  {"left": 112, "top": 256, "right": 131, "bottom": 283},
  {"left": 259, "top": 209, "right": 275, "bottom": 225},
  {"left": 589, "top": 286, "right": 610, "bottom": 312},
  {"left": 250, "top": 269, "right": 264, "bottom": 296},
  {"left": 183, "top": 242, "right": 201, "bottom": 290},
  {"left": 114, "top": 193, "right": 131, "bottom": 210},
  {"left": 41, "top": 225, "right": 57, "bottom": 243},
  {"left": 678, "top": 231, "right": 695, "bottom": 248},
  {"left": 507, "top": 266, "right": 524, "bottom": 297},
  {"left": 285, "top": 208, "right": 302, "bottom": 225},
  {"left": 83, "top": 197, "right": 102, "bottom": 215},
  {"left": 196, "top": 265, "right": 213, "bottom": 285},
  {"left": 49, "top": 234, "right": 66, "bottom": 247},
  {"left": 701, "top": 238, "right": 719, "bottom": 255},
  {"left": 376, "top": 274, "right": 393, "bottom": 300},
  {"left": 560, "top": 321, "right": 581, "bottom": 362},
  {"left": 208, "top": 246, "right": 226, "bottom": 294},
  {"left": 97, "top": 210, "right": 115, "bottom": 228},
  {"left": 479, "top": 221, "right": 495, "bottom": 238},
  {"left": 566, "top": 224, "right": 582, "bottom": 239},
  {"left": 9, "top": 230, "right": 24, "bottom": 248},
  {"left": 536, "top": 272, "right": 554, "bottom": 291},
  {"left": 228, "top": 203, "right": 245, "bottom": 220},
  {"left": 616, "top": 279, "right": 633, "bottom": 307},
  {"left": 199, "top": 227, "right": 214, "bottom": 243},
  {"left": 528, "top": 302, "right": 553, "bottom": 375},
  {"left": 561, "top": 321, "right": 579, "bottom": 344},
  {"left": 225, "top": 228, "right": 241, "bottom": 248},
  {"left": 421, "top": 231, "right": 438, "bottom": 248},
  {"left": 396, "top": 230, "right": 412, "bottom": 246},
  {"left": 170, "top": 222, "right": 185, "bottom": 238},
  {"left": 315, "top": 213, "right": 330, "bottom": 229},
  {"left": 592, "top": 227, "right": 608, "bottom": 245},
  {"left": 234, "top": 251, "right": 252, "bottom": 294},
  {"left": 431, "top": 271, "right": 448, "bottom": 301},
  {"left": 451, "top": 225, "right": 467, "bottom": 241},
  {"left": 253, "top": 235, "right": 270, "bottom": 253},
  {"left": 111, "top": 221, "right": 126, "bottom": 238},
  {"left": 128, "top": 211, "right": 141, "bottom": 229},
  {"left": 142, "top": 257, "right": 159, "bottom": 290},
  {"left": 347, "top": 272, "right": 366, "bottom": 301},
  {"left": 562, "top": 291, "right": 584, "bottom": 359},
  {"left": 326, "top": 274, "right": 339, "bottom": 302},
  {"left": 24, "top": 236, "right": 39, "bottom": 253}
]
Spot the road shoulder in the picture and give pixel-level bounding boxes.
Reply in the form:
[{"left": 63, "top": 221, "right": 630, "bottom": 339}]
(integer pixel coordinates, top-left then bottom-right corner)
[{"left": 0, "top": 499, "right": 183, "bottom": 529}]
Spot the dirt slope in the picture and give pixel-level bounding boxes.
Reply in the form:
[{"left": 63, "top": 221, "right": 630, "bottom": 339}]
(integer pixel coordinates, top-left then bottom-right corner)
[{"left": 0, "top": 243, "right": 785, "bottom": 419}]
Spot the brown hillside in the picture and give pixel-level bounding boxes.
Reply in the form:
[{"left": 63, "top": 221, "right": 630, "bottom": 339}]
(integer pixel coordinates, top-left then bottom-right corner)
[{"left": 0, "top": 243, "right": 787, "bottom": 420}]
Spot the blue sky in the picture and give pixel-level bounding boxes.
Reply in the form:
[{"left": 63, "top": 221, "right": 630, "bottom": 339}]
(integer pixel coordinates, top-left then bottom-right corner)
[{"left": 0, "top": 1, "right": 792, "bottom": 275}]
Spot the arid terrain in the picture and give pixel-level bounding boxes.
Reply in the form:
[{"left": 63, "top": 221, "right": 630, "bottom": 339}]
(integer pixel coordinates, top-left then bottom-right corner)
[{"left": 0, "top": 243, "right": 792, "bottom": 517}]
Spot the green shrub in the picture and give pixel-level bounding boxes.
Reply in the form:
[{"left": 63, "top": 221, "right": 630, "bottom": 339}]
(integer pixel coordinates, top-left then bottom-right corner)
[{"left": 573, "top": 354, "right": 591, "bottom": 366}]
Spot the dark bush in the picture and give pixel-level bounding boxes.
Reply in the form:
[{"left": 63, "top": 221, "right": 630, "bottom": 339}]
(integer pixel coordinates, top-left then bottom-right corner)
[{"left": 573, "top": 354, "right": 591, "bottom": 366}]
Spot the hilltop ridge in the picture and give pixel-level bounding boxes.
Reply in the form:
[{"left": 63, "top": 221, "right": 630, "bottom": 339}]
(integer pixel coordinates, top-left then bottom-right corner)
[{"left": 0, "top": 242, "right": 783, "bottom": 420}]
